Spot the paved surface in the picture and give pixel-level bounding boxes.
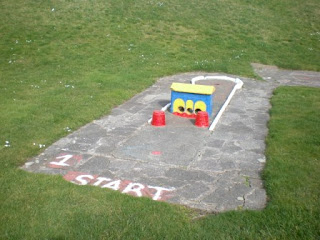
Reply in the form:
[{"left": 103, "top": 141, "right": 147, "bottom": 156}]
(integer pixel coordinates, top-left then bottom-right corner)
[{"left": 22, "top": 63, "right": 320, "bottom": 212}]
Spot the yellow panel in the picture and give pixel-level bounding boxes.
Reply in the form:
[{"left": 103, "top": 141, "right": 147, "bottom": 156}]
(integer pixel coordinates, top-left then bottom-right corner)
[
  {"left": 194, "top": 101, "right": 207, "bottom": 113},
  {"left": 173, "top": 98, "right": 185, "bottom": 113},
  {"left": 186, "top": 100, "right": 194, "bottom": 114},
  {"left": 171, "top": 83, "right": 215, "bottom": 95}
]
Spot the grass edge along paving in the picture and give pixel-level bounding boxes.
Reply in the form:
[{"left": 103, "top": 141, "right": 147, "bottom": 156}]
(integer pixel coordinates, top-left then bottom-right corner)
[{"left": 1, "top": 87, "right": 319, "bottom": 239}]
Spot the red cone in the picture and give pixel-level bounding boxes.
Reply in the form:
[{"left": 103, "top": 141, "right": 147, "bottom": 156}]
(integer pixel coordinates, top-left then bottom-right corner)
[
  {"left": 195, "top": 111, "right": 209, "bottom": 128},
  {"left": 151, "top": 110, "right": 166, "bottom": 126}
]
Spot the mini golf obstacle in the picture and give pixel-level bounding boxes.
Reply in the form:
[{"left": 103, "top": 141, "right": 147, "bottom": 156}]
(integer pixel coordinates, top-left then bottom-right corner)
[
  {"left": 150, "top": 76, "right": 243, "bottom": 131},
  {"left": 170, "top": 82, "right": 215, "bottom": 118}
]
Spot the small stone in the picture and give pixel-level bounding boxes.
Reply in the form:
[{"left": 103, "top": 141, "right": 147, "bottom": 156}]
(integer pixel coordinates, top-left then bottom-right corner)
[
  {"left": 257, "top": 157, "right": 266, "bottom": 163},
  {"left": 25, "top": 162, "right": 34, "bottom": 168}
]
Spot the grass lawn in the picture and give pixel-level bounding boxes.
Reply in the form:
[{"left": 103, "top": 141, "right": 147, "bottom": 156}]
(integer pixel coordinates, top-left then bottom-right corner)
[{"left": 0, "top": 0, "right": 319, "bottom": 239}]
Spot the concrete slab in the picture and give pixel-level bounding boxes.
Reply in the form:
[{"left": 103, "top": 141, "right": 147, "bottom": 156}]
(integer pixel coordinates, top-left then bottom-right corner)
[{"left": 22, "top": 66, "right": 320, "bottom": 212}]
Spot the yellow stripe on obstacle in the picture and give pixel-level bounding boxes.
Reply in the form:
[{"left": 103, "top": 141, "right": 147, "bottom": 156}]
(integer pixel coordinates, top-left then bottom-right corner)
[{"left": 171, "top": 83, "right": 215, "bottom": 95}]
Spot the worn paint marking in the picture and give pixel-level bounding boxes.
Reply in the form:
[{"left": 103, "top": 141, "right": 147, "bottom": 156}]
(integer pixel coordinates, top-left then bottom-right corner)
[
  {"left": 64, "top": 171, "right": 175, "bottom": 201},
  {"left": 151, "top": 151, "right": 162, "bottom": 155},
  {"left": 48, "top": 154, "right": 82, "bottom": 169}
]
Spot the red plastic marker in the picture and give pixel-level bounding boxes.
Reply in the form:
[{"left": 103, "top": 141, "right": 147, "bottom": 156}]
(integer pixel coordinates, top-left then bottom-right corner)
[
  {"left": 151, "top": 110, "right": 166, "bottom": 126},
  {"left": 195, "top": 111, "right": 209, "bottom": 128}
]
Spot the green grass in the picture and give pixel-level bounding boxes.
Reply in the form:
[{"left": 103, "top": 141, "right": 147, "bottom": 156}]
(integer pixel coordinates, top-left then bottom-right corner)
[{"left": 0, "top": 0, "right": 320, "bottom": 239}]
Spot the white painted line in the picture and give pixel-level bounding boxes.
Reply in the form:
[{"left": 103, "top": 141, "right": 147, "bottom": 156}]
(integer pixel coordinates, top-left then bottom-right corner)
[{"left": 191, "top": 75, "right": 244, "bottom": 131}]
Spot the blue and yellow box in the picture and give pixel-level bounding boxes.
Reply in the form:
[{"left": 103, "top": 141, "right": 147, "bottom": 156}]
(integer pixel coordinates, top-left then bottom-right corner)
[{"left": 170, "top": 83, "right": 215, "bottom": 118}]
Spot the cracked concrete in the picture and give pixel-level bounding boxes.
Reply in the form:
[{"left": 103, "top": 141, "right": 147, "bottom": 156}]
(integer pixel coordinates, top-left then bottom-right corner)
[{"left": 22, "top": 63, "right": 320, "bottom": 212}]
